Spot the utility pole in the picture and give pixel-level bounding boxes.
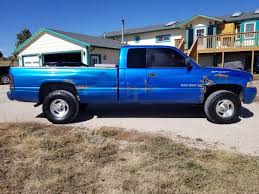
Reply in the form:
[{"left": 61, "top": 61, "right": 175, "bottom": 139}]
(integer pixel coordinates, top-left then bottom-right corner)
[{"left": 121, "top": 19, "right": 125, "bottom": 43}]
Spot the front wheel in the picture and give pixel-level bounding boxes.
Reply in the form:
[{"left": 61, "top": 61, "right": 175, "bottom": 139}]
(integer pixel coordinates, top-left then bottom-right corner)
[
  {"left": 204, "top": 90, "right": 241, "bottom": 124},
  {"left": 43, "top": 90, "right": 79, "bottom": 124}
]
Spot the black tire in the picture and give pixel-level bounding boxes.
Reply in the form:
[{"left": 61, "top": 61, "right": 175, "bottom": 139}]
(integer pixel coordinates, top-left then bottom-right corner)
[
  {"left": 43, "top": 90, "right": 79, "bottom": 124},
  {"left": 0, "top": 74, "right": 10, "bottom": 85},
  {"left": 204, "top": 90, "right": 241, "bottom": 124}
]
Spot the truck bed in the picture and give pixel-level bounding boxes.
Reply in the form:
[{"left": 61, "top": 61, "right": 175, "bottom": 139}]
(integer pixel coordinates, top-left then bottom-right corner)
[{"left": 9, "top": 67, "right": 118, "bottom": 103}]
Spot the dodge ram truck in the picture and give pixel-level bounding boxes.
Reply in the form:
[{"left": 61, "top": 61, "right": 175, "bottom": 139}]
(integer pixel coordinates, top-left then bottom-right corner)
[{"left": 7, "top": 46, "right": 257, "bottom": 124}]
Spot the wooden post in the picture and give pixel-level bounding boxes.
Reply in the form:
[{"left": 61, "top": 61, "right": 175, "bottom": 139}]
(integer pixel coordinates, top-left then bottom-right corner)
[
  {"left": 196, "top": 52, "right": 199, "bottom": 63},
  {"left": 221, "top": 52, "right": 225, "bottom": 67},
  {"left": 251, "top": 50, "right": 255, "bottom": 74}
]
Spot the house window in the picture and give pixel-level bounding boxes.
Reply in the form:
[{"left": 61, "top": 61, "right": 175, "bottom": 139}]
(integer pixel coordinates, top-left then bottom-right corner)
[
  {"left": 244, "top": 22, "right": 256, "bottom": 38},
  {"left": 133, "top": 35, "right": 140, "bottom": 43},
  {"left": 196, "top": 29, "right": 205, "bottom": 37},
  {"left": 156, "top": 34, "right": 171, "bottom": 42}
]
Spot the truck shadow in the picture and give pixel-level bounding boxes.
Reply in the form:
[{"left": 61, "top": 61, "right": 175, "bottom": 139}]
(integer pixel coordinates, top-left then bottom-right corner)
[
  {"left": 36, "top": 104, "right": 254, "bottom": 124},
  {"left": 72, "top": 104, "right": 254, "bottom": 124}
]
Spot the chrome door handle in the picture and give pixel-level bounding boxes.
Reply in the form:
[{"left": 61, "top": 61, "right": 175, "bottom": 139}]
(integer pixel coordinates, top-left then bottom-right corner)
[{"left": 148, "top": 73, "right": 156, "bottom": 77}]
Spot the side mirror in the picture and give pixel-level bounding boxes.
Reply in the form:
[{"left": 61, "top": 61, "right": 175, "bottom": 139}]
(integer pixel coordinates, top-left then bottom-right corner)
[{"left": 185, "top": 58, "right": 192, "bottom": 69}]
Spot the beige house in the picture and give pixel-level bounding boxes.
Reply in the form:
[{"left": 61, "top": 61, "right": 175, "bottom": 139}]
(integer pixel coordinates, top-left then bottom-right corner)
[
  {"left": 106, "top": 21, "right": 185, "bottom": 48},
  {"left": 106, "top": 12, "right": 259, "bottom": 77},
  {"left": 15, "top": 28, "right": 124, "bottom": 67},
  {"left": 105, "top": 15, "right": 221, "bottom": 50}
]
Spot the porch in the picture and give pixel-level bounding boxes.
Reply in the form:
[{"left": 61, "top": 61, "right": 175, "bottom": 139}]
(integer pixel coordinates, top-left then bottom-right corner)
[
  {"left": 197, "top": 32, "right": 259, "bottom": 53},
  {"left": 178, "top": 32, "right": 259, "bottom": 78}
]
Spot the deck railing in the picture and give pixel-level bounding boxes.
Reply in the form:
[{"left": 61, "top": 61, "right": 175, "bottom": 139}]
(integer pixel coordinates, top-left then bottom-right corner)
[
  {"left": 197, "top": 32, "right": 259, "bottom": 51},
  {"left": 175, "top": 39, "right": 183, "bottom": 49},
  {"left": 176, "top": 39, "right": 185, "bottom": 51}
]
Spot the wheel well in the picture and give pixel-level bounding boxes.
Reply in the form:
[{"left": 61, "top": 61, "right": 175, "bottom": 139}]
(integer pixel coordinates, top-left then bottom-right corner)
[
  {"left": 204, "top": 84, "right": 243, "bottom": 101},
  {"left": 39, "top": 82, "right": 78, "bottom": 103}
]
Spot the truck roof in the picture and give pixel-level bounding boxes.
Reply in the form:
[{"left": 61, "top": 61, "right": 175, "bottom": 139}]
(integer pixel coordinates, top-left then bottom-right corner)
[{"left": 121, "top": 45, "right": 177, "bottom": 49}]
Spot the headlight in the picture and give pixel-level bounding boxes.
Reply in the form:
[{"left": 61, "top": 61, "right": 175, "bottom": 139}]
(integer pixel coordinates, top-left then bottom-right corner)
[{"left": 246, "top": 81, "right": 254, "bottom": 88}]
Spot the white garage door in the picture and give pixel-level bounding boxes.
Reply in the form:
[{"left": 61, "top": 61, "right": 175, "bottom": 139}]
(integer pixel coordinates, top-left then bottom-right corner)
[{"left": 23, "top": 55, "right": 40, "bottom": 67}]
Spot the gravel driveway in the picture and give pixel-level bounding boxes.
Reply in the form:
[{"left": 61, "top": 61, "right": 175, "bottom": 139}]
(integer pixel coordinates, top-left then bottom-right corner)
[{"left": 0, "top": 85, "right": 259, "bottom": 156}]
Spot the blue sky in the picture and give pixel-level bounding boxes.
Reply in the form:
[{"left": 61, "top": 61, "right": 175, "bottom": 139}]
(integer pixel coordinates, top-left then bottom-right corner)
[{"left": 1, "top": 0, "right": 259, "bottom": 56}]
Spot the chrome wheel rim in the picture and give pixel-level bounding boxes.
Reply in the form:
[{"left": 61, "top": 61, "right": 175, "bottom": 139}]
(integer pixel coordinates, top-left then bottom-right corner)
[
  {"left": 50, "top": 99, "right": 69, "bottom": 118},
  {"left": 1, "top": 76, "right": 9, "bottom": 84},
  {"left": 216, "top": 99, "right": 235, "bottom": 118}
]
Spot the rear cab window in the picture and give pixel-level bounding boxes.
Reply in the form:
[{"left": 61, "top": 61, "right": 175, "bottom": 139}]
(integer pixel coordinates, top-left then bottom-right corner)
[{"left": 127, "top": 48, "right": 146, "bottom": 68}]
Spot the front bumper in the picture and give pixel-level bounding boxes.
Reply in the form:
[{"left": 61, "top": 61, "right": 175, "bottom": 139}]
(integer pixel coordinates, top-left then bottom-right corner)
[{"left": 243, "top": 87, "right": 257, "bottom": 104}]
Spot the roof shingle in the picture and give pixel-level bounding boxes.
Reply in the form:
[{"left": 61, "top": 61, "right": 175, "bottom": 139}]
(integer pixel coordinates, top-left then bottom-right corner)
[
  {"left": 49, "top": 28, "right": 125, "bottom": 49},
  {"left": 105, "top": 11, "right": 259, "bottom": 37},
  {"left": 217, "top": 12, "right": 259, "bottom": 22},
  {"left": 105, "top": 23, "right": 180, "bottom": 37}
]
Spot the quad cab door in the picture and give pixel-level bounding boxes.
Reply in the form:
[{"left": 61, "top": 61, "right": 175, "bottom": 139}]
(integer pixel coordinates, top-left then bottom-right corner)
[
  {"left": 119, "top": 48, "right": 148, "bottom": 103},
  {"left": 145, "top": 48, "right": 204, "bottom": 103}
]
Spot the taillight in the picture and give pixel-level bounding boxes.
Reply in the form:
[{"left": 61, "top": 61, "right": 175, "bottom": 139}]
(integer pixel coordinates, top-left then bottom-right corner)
[{"left": 9, "top": 73, "right": 14, "bottom": 89}]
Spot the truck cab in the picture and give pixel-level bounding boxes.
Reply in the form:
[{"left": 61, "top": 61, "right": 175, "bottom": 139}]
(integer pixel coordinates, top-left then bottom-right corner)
[
  {"left": 118, "top": 46, "right": 203, "bottom": 104},
  {"left": 8, "top": 45, "right": 257, "bottom": 124}
]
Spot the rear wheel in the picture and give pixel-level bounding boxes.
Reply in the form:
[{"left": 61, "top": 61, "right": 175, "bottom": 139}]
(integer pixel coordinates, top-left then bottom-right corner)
[
  {"left": 43, "top": 90, "right": 79, "bottom": 124},
  {"left": 204, "top": 90, "right": 241, "bottom": 124},
  {"left": 0, "top": 75, "right": 9, "bottom": 84}
]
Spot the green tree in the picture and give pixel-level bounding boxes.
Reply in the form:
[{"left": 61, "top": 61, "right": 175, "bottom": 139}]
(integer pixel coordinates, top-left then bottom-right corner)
[
  {"left": 0, "top": 51, "right": 3, "bottom": 58},
  {"left": 15, "top": 28, "right": 32, "bottom": 48}
]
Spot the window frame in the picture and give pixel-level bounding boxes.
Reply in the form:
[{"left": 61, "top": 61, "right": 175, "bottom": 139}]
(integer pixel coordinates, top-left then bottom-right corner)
[
  {"left": 196, "top": 29, "right": 205, "bottom": 37},
  {"left": 244, "top": 22, "right": 256, "bottom": 39},
  {"left": 156, "top": 34, "right": 171, "bottom": 43},
  {"left": 146, "top": 48, "right": 187, "bottom": 69}
]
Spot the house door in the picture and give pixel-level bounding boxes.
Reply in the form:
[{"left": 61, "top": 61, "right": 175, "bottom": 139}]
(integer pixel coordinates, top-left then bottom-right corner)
[
  {"left": 187, "top": 29, "right": 194, "bottom": 49},
  {"left": 243, "top": 22, "right": 256, "bottom": 46},
  {"left": 90, "top": 54, "right": 101, "bottom": 66},
  {"left": 195, "top": 28, "right": 206, "bottom": 49}
]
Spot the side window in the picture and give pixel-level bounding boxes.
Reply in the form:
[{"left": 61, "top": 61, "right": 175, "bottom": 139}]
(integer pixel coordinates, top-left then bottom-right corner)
[
  {"left": 147, "top": 48, "right": 186, "bottom": 68},
  {"left": 127, "top": 48, "right": 146, "bottom": 68},
  {"left": 156, "top": 34, "right": 171, "bottom": 42}
]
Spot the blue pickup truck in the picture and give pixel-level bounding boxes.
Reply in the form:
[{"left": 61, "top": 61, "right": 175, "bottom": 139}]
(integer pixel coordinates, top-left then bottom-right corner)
[{"left": 7, "top": 46, "right": 257, "bottom": 124}]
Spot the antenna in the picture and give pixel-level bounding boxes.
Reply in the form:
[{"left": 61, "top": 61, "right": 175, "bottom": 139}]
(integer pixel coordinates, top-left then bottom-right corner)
[{"left": 121, "top": 19, "right": 125, "bottom": 43}]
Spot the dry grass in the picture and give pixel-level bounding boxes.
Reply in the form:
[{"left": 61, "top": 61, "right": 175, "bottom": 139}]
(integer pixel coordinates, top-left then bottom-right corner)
[{"left": 0, "top": 123, "right": 258, "bottom": 193}]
